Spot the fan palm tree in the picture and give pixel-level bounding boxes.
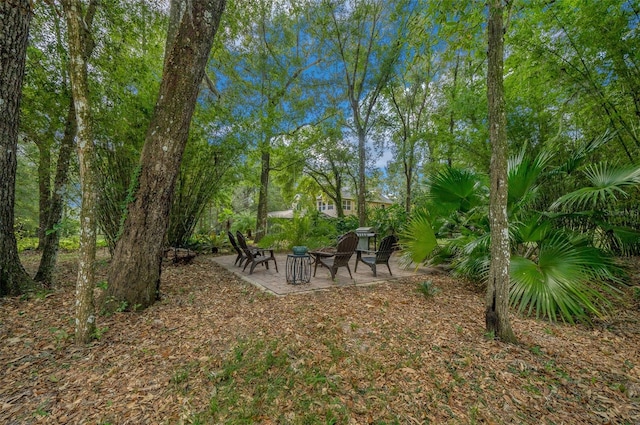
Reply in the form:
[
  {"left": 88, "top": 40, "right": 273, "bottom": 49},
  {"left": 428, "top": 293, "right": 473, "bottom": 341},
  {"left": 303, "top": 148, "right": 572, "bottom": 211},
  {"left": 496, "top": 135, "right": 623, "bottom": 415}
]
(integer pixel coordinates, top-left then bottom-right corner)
[{"left": 401, "top": 137, "right": 638, "bottom": 323}]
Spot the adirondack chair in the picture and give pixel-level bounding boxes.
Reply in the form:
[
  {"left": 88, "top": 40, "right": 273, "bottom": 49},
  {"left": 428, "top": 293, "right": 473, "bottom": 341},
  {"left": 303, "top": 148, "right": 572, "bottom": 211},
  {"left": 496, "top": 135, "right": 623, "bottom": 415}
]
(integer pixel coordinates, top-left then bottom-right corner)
[
  {"left": 228, "top": 231, "right": 247, "bottom": 267},
  {"left": 355, "top": 234, "right": 398, "bottom": 277},
  {"left": 311, "top": 231, "right": 358, "bottom": 280},
  {"left": 236, "top": 231, "right": 278, "bottom": 275}
]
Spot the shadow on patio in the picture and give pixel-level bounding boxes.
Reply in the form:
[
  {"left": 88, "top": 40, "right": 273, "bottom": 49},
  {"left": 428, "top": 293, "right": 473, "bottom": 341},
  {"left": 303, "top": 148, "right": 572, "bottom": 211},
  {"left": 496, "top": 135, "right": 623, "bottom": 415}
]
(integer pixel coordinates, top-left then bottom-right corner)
[{"left": 211, "top": 252, "right": 432, "bottom": 296}]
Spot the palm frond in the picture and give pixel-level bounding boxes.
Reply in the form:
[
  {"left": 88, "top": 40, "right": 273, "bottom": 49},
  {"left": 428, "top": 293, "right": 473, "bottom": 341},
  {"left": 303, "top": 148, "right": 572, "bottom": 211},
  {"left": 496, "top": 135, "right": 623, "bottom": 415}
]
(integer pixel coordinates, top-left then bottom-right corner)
[
  {"left": 508, "top": 147, "right": 553, "bottom": 212},
  {"left": 513, "top": 214, "right": 552, "bottom": 244},
  {"left": 509, "top": 234, "right": 621, "bottom": 323},
  {"left": 399, "top": 208, "right": 437, "bottom": 265},
  {"left": 556, "top": 130, "right": 615, "bottom": 175},
  {"left": 428, "top": 168, "right": 487, "bottom": 214},
  {"left": 551, "top": 162, "right": 640, "bottom": 211}
]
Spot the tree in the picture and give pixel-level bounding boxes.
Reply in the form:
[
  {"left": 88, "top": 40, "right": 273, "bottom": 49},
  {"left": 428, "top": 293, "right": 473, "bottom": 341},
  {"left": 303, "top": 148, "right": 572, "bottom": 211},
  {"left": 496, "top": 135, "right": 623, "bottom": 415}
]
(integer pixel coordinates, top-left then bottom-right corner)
[
  {"left": 382, "top": 21, "right": 437, "bottom": 213},
  {"left": 62, "top": 0, "right": 100, "bottom": 344},
  {"left": 301, "top": 127, "right": 356, "bottom": 218},
  {"left": 317, "top": 0, "right": 408, "bottom": 226},
  {"left": 105, "top": 0, "right": 226, "bottom": 311},
  {"left": 34, "top": 0, "right": 98, "bottom": 286},
  {"left": 506, "top": 0, "right": 640, "bottom": 163},
  {"left": 236, "top": 0, "right": 321, "bottom": 242},
  {"left": 20, "top": 2, "right": 69, "bottom": 252},
  {"left": 485, "top": 0, "right": 516, "bottom": 343},
  {"left": 0, "top": 0, "right": 34, "bottom": 297},
  {"left": 89, "top": 1, "right": 167, "bottom": 254},
  {"left": 167, "top": 125, "right": 242, "bottom": 247}
]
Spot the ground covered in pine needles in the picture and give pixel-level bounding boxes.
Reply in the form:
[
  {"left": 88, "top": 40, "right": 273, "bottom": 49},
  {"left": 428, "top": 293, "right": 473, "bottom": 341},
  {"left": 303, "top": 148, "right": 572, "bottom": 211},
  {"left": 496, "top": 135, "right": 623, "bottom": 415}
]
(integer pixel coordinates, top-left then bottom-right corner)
[{"left": 1, "top": 250, "right": 639, "bottom": 424}]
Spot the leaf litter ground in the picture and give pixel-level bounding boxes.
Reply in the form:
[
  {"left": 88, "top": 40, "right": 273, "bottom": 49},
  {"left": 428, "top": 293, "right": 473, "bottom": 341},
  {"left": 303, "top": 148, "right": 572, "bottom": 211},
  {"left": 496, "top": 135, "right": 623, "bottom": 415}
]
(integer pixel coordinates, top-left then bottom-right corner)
[{"left": 1, "top": 250, "right": 639, "bottom": 424}]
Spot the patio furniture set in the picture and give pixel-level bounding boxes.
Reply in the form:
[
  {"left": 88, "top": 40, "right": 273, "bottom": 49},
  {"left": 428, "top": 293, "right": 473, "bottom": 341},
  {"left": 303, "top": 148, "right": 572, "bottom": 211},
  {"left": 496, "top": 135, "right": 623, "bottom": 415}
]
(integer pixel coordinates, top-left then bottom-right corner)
[{"left": 227, "top": 230, "right": 398, "bottom": 284}]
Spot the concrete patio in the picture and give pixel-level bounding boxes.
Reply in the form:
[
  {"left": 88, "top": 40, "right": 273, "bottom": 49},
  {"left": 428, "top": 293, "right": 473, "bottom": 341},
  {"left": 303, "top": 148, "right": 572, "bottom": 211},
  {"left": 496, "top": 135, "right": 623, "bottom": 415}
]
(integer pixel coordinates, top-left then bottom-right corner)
[{"left": 211, "top": 251, "right": 431, "bottom": 296}]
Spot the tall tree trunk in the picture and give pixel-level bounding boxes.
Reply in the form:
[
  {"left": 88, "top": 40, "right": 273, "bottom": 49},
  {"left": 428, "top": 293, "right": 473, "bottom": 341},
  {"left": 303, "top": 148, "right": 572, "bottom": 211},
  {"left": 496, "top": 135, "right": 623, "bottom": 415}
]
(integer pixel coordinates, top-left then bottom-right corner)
[
  {"left": 35, "top": 1, "right": 90, "bottom": 286},
  {"left": 0, "top": 0, "right": 34, "bottom": 297},
  {"left": 63, "top": 0, "right": 98, "bottom": 344},
  {"left": 447, "top": 52, "right": 460, "bottom": 167},
  {"left": 255, "top": 149, "right": 270, "bottom": 242},
  {"left": 485, "top": 0, "right": 517, "bottom": 343},
  {"left": 37, "top": 141, "right": 52, "bottom": 249},
  {"left": 34, "top": 101, "right": 77, "bottom": 286},
  {"left": 105, "top": 0, "right": 226, "bottom": 311},
  {"left": 404, "top": 155, "right": 412, "bottom": 214},
  {"left": 357, "top": 128, "right": 367, "bottom": 226},
  {"left": 333, "top": 173, "right": 344, "bottom": 218}
]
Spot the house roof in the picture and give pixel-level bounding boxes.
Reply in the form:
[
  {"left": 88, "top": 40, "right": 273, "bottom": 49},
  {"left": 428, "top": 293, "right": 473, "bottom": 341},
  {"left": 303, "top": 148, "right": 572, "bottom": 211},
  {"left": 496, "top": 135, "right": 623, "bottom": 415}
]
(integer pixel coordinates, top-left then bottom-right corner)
[
  {"left": 316, "top": 191, "right": 393, "bottom": 205},
  {"left": 267, "top": 209, "right": 334, "bottom": 219},
  {"left": 267, "top": 209, "right": 295, "bottom": 218}
]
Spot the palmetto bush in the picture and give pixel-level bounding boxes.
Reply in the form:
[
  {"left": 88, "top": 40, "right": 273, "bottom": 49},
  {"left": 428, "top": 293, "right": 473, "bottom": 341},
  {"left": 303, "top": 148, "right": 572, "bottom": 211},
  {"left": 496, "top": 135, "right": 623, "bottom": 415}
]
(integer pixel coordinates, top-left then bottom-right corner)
[{"left": 402, "top": 137, "right": 639, "bottom": 323}]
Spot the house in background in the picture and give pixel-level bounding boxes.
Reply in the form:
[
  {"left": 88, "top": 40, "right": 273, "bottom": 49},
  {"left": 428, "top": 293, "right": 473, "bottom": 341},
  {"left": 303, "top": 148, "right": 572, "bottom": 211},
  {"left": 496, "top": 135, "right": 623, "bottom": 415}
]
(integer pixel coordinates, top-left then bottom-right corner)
[{"left": 316, "top": 191, "right": 393, "bottom": 218}]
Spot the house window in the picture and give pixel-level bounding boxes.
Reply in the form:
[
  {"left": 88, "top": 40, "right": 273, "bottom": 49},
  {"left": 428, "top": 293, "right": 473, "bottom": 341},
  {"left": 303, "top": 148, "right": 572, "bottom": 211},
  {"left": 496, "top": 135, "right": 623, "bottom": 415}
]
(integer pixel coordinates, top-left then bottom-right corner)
[
  {"left": 327, "top": 203, "right": 334, "bottom": 210},
  {"left": 343, "top": 200, "right": 352, "bottom": 211}
]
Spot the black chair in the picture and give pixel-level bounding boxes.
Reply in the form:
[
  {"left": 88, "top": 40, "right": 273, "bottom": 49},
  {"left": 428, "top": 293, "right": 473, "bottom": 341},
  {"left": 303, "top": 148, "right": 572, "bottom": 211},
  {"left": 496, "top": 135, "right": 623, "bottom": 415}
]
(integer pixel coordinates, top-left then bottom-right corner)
[
  {"left": 311, "top": 231, "right": 358, "bottom": 280},
  {"left": 236, "top": 231, "right": 278, "bottom": 275},
  {"left": 355, "top": 234, "right": 398, "bottom": 277},
  {"left": 228, "top": 231, "right": 247, "bottom": 267}
]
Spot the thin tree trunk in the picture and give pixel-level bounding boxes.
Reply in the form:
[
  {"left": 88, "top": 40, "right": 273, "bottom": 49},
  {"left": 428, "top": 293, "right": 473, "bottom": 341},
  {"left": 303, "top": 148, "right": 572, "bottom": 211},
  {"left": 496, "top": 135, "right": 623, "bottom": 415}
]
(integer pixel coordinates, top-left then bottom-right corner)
[
  {"left": 0, "top": 0, "right": 34, "bottom": 297},
  {"left": 105, "top": 0, "right": 226, "bottom": 311},
  {"left": 37, "top": 142, "right": 51, "bottom": 249},
  {"left": 63, "top": 0, "right": 98, "bottom": 344},
  {"left": 447, "top": 52, "right": 461, "bottom": 167},
  {"left": 34, "top": 101, "right": 77, "bottom": 286},
  {"left": 485, "top": 0, "right": 517, "bottom": 344},
  {"left": 36, "top": 0, "right": 96, "bottom": 287},
  {"left": 357, "top": 128, "right": 367, "bottom": 226},
  {"left": 404, "top": 156, "right": 412, "bottom": 214},
  {"left": 255, "top": 150, "right": 270, "bottom": 242}
]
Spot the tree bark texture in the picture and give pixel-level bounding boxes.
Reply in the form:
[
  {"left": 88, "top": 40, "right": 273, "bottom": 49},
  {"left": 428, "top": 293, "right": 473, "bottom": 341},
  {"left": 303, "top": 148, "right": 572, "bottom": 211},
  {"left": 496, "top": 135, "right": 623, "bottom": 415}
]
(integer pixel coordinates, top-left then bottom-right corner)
[
  {"left": 0, "top": 0, "right": 34, "bottom": 296},
  {"left": 105, "top": 0, "right": 226, "bottom": 311},
  {"left": 404, "top": 155, "right": 413, "bottom": 215},
  {"left": 37, "top": 141, "right": 51, "bottom": 248},
  {"left": 63, "top": 0, "right": 98, "bottom": 344},
  {"left": 255, "top": 150, "right": 270, "bottom": 242},
  {"left": 485, "top": 0, "right": 517, "bottom": 343},
  {"left": 357, "top": 127, "right": 367, "bottom": 226},
  {"left": 34, "top": 101, "right": 77, "bottom": 286}
]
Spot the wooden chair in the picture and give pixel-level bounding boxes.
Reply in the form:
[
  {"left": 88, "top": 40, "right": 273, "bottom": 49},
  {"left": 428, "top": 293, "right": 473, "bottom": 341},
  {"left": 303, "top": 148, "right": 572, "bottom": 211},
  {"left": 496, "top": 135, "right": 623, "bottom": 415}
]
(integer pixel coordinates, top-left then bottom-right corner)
[
  {"left": 236, "top": 231, "right": 278, "bottom": 275},
  {"left": 311, "top": 231, "right": 358, "bottom": 280},
  {"left": 355, "top": 234, "right": 398, "bottom": 277}
]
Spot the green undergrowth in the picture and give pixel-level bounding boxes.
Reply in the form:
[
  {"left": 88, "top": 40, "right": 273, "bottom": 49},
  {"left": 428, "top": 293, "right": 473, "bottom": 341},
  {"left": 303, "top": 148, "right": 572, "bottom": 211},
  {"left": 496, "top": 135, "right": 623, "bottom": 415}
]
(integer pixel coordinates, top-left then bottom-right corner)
[
  {"left": 188, "top": 339, "right": 355, "bottom": 424},
  {"left": 18, "top": 236, "right": 109, "bottom": 252}
]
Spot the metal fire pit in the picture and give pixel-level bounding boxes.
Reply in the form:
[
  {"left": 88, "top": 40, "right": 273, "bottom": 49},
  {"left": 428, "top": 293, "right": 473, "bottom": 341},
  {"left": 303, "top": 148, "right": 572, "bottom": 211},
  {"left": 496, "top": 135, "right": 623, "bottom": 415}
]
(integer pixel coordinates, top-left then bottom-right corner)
[{"left": 355, "top": 227, "right": 376, "bottom": 251}]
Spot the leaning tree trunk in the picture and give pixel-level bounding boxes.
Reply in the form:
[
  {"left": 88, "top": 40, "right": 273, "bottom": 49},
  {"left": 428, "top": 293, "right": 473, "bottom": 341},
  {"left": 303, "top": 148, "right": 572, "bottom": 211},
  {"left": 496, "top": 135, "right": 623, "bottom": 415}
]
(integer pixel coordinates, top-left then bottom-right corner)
[
  {"left": 485, "top": 0, "right": 517, "bottom": 344},
  {"left": 0, "top": 0, "right": 34, "bottom": 297},
  {"left": 105, "top": 0, "right": 226, "bottom": 311}
]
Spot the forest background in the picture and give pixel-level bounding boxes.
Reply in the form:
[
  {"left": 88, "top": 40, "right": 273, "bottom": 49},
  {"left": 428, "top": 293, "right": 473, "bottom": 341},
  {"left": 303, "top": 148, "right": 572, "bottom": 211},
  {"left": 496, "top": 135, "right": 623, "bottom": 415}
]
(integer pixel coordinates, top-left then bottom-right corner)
[{"left": 13, "top": 0, "right": 639, "bottom": 251}]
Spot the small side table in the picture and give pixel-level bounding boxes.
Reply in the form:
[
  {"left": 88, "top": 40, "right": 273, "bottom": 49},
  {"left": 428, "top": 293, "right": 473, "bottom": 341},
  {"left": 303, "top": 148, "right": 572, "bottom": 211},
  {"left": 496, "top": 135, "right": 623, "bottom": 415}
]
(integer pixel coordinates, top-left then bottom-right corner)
[{"left": 286, "top": 254, "right": 311, "bottom": 284}]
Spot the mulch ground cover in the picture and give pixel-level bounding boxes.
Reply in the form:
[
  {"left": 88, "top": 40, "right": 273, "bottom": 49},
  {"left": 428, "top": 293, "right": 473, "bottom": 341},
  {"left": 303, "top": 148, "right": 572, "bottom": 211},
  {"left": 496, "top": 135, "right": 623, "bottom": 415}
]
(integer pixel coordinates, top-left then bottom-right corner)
[{"left": 1, "top": 250, "right": 639, "bottom": 424}]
